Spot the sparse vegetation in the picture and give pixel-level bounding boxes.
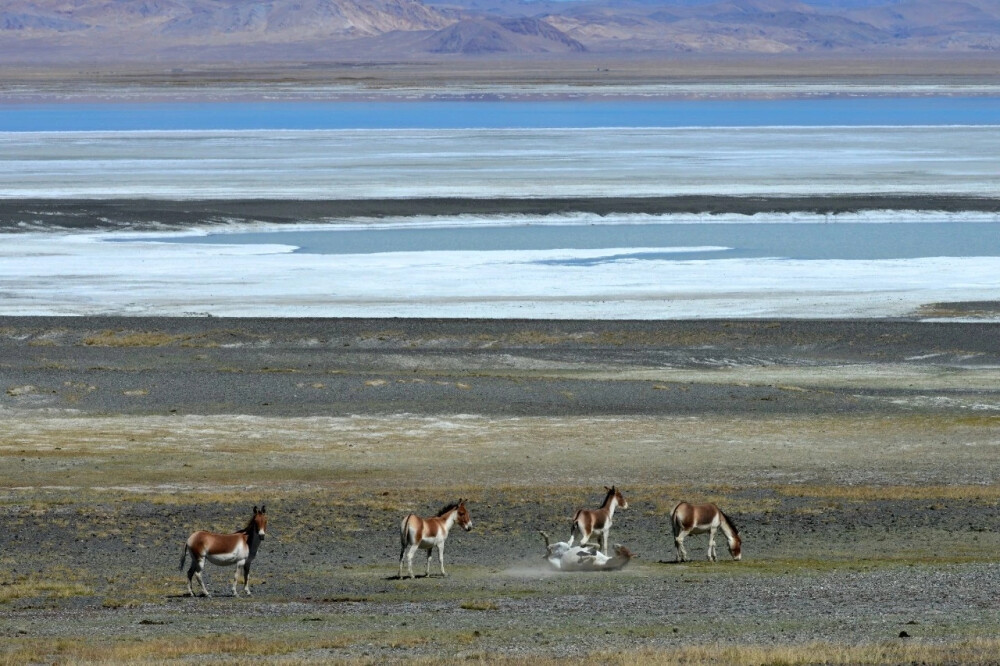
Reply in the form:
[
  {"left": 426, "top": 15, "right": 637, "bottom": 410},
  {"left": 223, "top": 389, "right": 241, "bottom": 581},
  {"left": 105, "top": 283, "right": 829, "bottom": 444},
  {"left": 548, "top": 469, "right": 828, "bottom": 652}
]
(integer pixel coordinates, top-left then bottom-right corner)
[
  {"left": 0, "top": 571, "right": 92, "bottom": 604},
  {"left": 775, "top": 484, "right": 1000, "bottom": 503},
  {"left": 82, "top": 330, "right": 195, "bottom": 347},
  {"left": 3, "top": 637, "right": 1000, "bottom": 665},
  {"left": 3, "top": 318, "right": 1000, "bottom": 662}
]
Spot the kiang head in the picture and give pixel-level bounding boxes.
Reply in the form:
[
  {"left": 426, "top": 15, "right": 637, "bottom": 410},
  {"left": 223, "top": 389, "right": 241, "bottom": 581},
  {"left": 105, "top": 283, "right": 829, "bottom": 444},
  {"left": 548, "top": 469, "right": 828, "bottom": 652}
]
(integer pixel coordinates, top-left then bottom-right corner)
[
  {"left": 252, "top": 505, "right": 268, "bottom": 538},
  {"left": 456, "top": 499, "right": 472, "bottom": 532},
  {"left": 606, "top": 485, "right": 628, "bottom": 510},
  {"left": 724, "top": 512, "right": 741, "bottom": 560}
]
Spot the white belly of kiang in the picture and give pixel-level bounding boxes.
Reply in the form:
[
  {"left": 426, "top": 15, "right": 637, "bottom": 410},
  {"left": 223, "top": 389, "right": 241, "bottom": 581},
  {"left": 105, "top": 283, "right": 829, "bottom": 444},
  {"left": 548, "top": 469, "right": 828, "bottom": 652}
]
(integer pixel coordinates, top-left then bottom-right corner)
[{"left": 206, "top": 550, "right": 245, "bottom": 566}]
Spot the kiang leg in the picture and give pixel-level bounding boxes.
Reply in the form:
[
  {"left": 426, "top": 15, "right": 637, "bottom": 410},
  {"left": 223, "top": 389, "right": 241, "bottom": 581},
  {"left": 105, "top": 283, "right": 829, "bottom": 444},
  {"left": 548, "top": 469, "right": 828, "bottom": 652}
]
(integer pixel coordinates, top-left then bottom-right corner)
[
  {"left": 194, "top": 558, "right": 210, "bottom": 597},
  {"left": 404, "top": 545, "right": 418, "bottom": 579},
  {"left": 425, "top": 546, "right": 434, "bottom": 577},
  {"left": 186, "top": 561, "right": 198, "bottom": 597},
  {"left": 601, "top": 530, "right": 609, "bottom": 555},
  {"left": 438, "top": 542, "right": 447, "bottom": 577},
  {"left": 232, "top": 563, "right": 241, "bottom": 596},
  {"left": 707, "top": 526, "right": 717, "bottom": 561},
  {"left": 674, "top": 531, "right": 687, "bottom": 562},
  {"left": 242, "top": 561, "right": 252, "bottom": 596}
]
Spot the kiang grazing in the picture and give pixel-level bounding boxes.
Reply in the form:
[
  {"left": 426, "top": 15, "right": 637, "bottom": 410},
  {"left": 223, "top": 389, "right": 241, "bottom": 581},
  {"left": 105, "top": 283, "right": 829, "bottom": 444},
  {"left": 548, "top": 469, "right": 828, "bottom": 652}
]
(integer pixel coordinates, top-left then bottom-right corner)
[
  {"left": 539, "top": 531, "right": 634, "bottom": 572},
  {"left": 568, "top": 485, "right": 628, "bottom": 554},
  {"left": 180, "top": 505, "right": 267, "bottom": 597},
  {"left": 398, "top": 499, "right": 472, "bottom": 579},
  {"left": 671, "top": 501, "right": 742, "bottom": 562}
]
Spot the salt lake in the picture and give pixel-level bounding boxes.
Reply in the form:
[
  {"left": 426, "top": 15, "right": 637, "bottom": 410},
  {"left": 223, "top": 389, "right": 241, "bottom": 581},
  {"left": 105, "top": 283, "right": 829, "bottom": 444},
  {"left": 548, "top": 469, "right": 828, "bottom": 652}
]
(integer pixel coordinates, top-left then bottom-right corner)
[
  {"left": 3, "top": 96, "right": 1000, "bottom": 132},
  {"left": 1, "top": 95, "right": 998, "bottom": 319}
]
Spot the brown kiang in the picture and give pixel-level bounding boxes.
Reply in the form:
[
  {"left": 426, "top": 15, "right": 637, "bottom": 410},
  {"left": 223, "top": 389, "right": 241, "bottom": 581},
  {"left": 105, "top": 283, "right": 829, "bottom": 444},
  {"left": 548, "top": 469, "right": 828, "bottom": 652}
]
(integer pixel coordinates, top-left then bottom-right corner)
[
  {"left": 568, "top": 485, "right": 628, "bottom": 554},
  {"left": 180, "top": 506, "right": 268, "bottom": 597},
  {"left": 671, "top": 501, "right": 742, "bottom": 562},
  {"left": 398, "top": 500, "right": 473, "bottom": 579}
]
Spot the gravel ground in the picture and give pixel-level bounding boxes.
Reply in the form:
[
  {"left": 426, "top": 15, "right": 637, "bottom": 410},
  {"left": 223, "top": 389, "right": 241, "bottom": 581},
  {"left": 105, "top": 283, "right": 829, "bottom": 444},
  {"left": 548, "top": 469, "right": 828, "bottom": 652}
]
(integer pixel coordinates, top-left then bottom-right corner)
[{"left": 1, "top": 317, "right": 999, "bottom": 663}]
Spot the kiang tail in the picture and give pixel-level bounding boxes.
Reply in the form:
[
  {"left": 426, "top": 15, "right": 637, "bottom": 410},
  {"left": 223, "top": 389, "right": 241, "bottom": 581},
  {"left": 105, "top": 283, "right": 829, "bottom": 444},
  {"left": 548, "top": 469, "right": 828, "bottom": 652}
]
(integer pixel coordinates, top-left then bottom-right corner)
[
  {"left": 669, "top": 503, "right": 682, "bottom": 534},
  {"left": 179, "top": 544, "right": 188, "bottom": 572},
  {"left": 400, "top": 515, "right": 413, "bottom": 549}
]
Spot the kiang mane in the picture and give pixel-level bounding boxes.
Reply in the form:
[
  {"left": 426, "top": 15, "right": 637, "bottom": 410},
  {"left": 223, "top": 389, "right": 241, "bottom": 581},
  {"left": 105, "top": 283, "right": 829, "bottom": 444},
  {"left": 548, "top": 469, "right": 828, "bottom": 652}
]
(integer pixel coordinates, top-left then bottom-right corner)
[
  {"left": 437, "top": 503, "right": 460, "bottom": 516},
  {"left": 721, "top": 510, "right": 740, "bottom": 535}
]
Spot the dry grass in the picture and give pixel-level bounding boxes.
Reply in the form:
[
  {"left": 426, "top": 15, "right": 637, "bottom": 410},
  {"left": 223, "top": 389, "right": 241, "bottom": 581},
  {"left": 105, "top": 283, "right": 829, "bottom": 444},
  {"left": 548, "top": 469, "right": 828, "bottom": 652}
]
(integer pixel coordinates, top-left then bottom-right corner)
[
  {"left": 776, "top": 484, "right": 1000, "bottom": 503},
  {"left": 0, "top": 634, "right": 353, "bottom": 666},
  {"left": 100, "top": 573, "right": 181, "bottom": 608},
  {"left": 82, "top": 330, "right": 197, "bottom": 347},
  {"left": 4, "top": 637, "right": 1000, "bottom": 665},
  {"left": 2, "top": 412, "right": 997, "bottom": 493},
  {"left": 411, "top": 639, "right": 1000, "bottom": 665},
  {"left": 634, "top": 640, "right": 1000, "bottom": 665},
  {"left": 79, "top": 329, "right": 273, "bottom": 348},
  {"left": 0, "top": 570, "right": 92, "bottom": 604}
]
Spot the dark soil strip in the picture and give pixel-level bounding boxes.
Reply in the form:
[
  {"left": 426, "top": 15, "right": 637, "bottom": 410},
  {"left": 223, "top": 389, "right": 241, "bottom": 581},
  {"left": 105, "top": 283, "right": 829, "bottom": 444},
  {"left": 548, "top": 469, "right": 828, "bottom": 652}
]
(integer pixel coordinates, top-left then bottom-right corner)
[{"left": 4, "top": 195, "right": 1000, "bottom": 232}]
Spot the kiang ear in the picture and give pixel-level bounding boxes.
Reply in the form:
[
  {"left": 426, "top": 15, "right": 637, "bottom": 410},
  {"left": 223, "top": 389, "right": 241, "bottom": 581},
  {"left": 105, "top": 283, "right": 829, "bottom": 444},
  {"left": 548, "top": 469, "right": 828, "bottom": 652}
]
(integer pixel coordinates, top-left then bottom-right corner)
[
  {"left": 253, "top": 506, "right": 259, "bottom": 514},
  {"left": 604, "top": 486, "right": 611, "bottom": 491},
  {"left": 260, "top": 505, "right": 266, "bottom": 514}
]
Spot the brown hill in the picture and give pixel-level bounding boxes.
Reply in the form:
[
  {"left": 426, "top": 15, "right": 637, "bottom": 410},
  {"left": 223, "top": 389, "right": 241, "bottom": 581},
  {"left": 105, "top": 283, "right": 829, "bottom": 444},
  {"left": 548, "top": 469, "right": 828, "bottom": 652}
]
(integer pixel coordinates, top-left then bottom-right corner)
[
  {"left": 422, "top": 17, "right": 586, "bottom": 54},
  {"left": 1, "top": 0, "right": 999, "bottom": 63}
]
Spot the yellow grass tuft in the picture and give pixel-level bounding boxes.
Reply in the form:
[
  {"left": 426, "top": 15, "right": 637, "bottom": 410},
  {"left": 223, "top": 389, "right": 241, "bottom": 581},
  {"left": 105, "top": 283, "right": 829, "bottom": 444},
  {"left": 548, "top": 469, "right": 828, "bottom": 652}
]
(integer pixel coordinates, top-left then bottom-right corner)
[
  {"left": 0, "top": 572, "right": 92, "bottom": 604},
  {"left": 404, "top": 639, "right": 1000, "bottom": 666},
  {"left": 82, "top": 330, "right": 193, "bottom": 347},
  {"left": 0, "top": 634, "right": 353, "bottom": 665},
  {"left": 776, "top": 484, "right": 1000, "bottom": 503}
]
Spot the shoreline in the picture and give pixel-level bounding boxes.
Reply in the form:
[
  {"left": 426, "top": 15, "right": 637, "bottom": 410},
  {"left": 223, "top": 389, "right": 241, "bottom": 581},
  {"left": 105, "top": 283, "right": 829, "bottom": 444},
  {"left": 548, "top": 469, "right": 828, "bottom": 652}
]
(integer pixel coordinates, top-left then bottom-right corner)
[
  {"left": 3, "top": 56, "right": 1000, "bottom": 103},
  {"left": 4, "top": 195, "right": 1000, "bottom": 232}
]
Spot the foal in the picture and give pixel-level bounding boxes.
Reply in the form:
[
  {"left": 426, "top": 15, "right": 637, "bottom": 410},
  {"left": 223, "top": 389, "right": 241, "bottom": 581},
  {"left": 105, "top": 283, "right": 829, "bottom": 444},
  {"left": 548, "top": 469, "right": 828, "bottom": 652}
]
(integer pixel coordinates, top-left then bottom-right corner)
[
  {"left": 398, "top": 500, "right": 472, "bottom": 579},
  {"left": 568, "top": 486, "right": 628, "bottom": 554},
  {"left": 671, "top": 501, "right": 741, "bottom": 562},
  {"left": 180, "top": 505, "right": 267, "bottom": 597}
]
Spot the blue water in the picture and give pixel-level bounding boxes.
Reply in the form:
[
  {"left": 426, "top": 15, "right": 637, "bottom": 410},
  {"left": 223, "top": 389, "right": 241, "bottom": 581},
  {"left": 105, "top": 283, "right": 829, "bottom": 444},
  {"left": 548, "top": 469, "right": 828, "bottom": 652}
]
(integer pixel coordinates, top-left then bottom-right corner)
[
  {"left": 166, "top": 222, "right": 1000, "bottom": 262},
  {"left": 3, "top": 97, "right": 1000, "bottom": 132}
]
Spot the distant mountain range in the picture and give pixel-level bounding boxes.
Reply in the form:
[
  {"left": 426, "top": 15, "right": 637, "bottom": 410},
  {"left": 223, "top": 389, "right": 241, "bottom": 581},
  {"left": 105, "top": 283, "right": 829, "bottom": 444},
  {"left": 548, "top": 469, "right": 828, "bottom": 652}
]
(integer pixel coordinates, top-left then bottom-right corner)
[{"left": 2, "top": 0, "right": 999, "bottom": 63}]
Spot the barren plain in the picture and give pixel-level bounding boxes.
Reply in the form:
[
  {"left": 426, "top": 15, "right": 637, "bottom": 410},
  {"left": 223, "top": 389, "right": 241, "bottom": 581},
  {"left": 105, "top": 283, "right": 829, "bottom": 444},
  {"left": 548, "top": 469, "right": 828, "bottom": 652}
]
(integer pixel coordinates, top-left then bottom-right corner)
[
  {"left": 0, "top": 316, "right": 999, "bottom": 664},
  {"left": 4, "top": 56, "right": 1000, "bottom": 101}
]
